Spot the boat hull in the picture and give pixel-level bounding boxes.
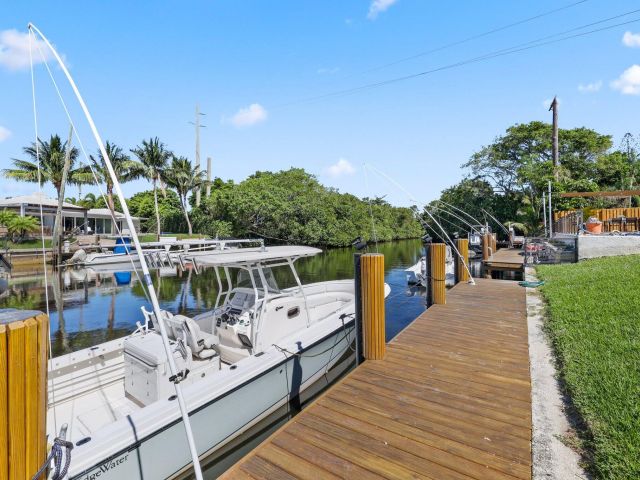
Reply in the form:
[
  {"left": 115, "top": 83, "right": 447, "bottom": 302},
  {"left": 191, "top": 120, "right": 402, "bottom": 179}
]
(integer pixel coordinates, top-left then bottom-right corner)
[{"left": 70, "top": 322, "right": 355, "bottom": 480}]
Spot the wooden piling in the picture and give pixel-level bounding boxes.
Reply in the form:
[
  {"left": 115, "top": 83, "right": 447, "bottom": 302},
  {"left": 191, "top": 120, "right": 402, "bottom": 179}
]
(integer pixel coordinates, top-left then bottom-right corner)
[
  {"left": 430, "top": 243, "right": 447, "bottom": 304},
  {"left": 0, "top": 325, "right": 8, "bottom": 480},
  {"left": 0, "top": 312, "right": 49, "bottom": 480},
  {"left": 455, "top": 238, "right": 470, "bottom": 283},
  {"left": 492, "top": 234, "right": 497, "bottom": 254},
  {"left": 360, "top": 253, "right": 385, "bottom": 360},
  {"left": 482, "top": 233, "right": 490, "bottom": 261}
]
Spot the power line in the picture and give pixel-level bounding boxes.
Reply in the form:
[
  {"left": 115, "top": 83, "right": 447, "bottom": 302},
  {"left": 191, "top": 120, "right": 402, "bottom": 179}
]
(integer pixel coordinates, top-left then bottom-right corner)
[
  {"left": 276, "top": 10, "right": 640, "bottom": 108},
  {"left": 359, "top": 0, "right": 590, "bottom": 76}
]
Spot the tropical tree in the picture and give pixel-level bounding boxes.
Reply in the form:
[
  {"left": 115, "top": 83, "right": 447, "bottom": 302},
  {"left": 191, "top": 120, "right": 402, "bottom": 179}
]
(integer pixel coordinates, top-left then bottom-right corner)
[
  {"left": 131, "top": 138, "right": 171, "bottom": 240},
  {"left": 7, "top": 216, "right": 40, "bottom": 243},
  {"left": 0, "top": 209, "right": 18, "bottom": 246},
  {"left": 163, "top": 156, "right": 205, "bottom": 235},
  {"left": 90, "top": 141, "right": 144, "bottom": 214},
  {"left": 0, "top": 209, "right": 18, "bottom": 229},
  {"left": 78, "top": 193, "right": 98, "bottom": 209},
  {"left": 3, "top": 134, "right": 92, "bottom": 198}
]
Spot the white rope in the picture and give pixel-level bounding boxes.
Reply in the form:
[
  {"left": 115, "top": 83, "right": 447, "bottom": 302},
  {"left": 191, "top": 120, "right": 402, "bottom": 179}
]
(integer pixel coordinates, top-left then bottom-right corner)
[
  {"left": 366, "top": 163, "right": 475, "bottom": 285},
  {"left": 31, "top": 37, "right": 151, "bottom": 302},
  {"left": 362, "top": 163, "right": 379, "bottom": 253},
  {"left": 28, "top": 29, "right": 59, "bottom": 435}
]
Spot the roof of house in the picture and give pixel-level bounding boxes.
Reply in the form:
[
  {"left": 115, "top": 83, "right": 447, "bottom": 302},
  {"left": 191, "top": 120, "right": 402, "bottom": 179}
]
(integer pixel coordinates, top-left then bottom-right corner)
[
  {"left": 0, "top": 192, "right": 85, "bottom": 210},
  {"left": 0, "top": 194, "right": 140, "bottom": 220},
  {"left": 86, "top": 208, "right": 140, "bottom": 220}
]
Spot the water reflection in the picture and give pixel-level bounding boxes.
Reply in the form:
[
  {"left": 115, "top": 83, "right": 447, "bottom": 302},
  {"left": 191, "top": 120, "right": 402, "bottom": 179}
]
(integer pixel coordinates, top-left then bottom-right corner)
[{"left": 0, "top": 239, "right": 438, "bottom": 357}]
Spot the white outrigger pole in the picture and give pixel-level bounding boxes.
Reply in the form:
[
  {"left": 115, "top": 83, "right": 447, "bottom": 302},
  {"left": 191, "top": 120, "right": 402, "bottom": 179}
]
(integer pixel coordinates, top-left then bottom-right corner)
[{"left": 27, "top": 23, "right": 204, "bottom": 480}]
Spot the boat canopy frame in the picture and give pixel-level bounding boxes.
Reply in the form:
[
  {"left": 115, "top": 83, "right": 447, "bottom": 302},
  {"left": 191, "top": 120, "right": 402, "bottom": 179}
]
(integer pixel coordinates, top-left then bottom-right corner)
[{"left": 193, "top": 246, "right": 322, "bottom": 348}]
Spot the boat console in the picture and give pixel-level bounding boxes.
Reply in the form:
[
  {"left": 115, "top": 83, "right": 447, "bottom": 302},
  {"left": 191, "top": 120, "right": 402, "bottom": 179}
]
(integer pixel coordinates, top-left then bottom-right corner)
[{"left": 123, "top": 313, "right": 221, "bottom": 406}]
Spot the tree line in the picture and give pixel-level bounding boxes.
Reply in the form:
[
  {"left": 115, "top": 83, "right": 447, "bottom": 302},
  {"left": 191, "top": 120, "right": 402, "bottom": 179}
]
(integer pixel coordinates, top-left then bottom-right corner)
[
  {"left": 3, "top": 136, "right": 422, "bottom": 246},
  {"left": 3, "top": 135, "right": 205, "bottom": 239},
  {"left": 424, "top": 121, "right": 640, "bottom": 237}
]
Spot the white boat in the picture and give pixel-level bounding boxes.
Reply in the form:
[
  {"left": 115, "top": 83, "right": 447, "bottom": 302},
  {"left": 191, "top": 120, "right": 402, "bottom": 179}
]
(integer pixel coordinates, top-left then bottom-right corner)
[
  {"left": 73, "top": 238, "right": 261, "bottom": 268},
  {"left": 47, "top": 244, "right": 380, "bottom": 479},
  {"left": 405, "top": 245, "right": 455, "bottom": 286}
]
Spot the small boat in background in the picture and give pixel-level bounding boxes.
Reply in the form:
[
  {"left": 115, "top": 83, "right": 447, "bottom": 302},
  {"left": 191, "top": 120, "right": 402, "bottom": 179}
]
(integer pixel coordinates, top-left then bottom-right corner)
[{"left": 405, "top": 245, "right": 455, "bottom": 287}]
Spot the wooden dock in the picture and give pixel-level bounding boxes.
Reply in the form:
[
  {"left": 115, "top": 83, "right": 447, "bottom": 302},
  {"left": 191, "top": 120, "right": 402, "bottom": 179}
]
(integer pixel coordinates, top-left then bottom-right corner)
[
  {"left": 483, "top": 248, "right": 525, "bottom": 276},
  {"left": 220, "top": 278, "right": 531, "bottom": 480}
]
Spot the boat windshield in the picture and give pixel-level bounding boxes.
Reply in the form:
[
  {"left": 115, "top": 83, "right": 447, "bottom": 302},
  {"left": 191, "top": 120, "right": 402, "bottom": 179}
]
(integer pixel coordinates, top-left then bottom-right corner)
[{"left": 236, "top": 267, "right": 280, "bottom": 294}]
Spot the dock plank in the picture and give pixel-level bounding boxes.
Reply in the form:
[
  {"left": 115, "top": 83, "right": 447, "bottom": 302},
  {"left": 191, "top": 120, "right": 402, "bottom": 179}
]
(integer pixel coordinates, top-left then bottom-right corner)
[
  {"left": 484, "top": 248, "right": 525, "bottom": 272},
  {"left": 220, "top": 278, "right": 531, "bottom": 480}
]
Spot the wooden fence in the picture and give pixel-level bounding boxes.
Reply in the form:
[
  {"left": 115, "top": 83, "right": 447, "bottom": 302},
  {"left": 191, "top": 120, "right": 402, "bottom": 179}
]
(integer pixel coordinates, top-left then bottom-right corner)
[{"left": 554, "top": 207, "right": 640, "bottom": 232}]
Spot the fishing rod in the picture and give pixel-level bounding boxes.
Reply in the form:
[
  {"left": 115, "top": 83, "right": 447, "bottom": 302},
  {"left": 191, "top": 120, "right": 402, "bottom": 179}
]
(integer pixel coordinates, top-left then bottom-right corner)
[
  {"left": 436, "top": 200, "right": 484, "bottom": 226},
  {"left": 363, "top": 163, "right": 475, "bottom": 284},
  {"left": 429, "top": 205, "right": 477, "bottom": 231},
  {"left": 425, "top": 210, "right": 471, "bottom": 235},
  {"left": 482, "top": 208, "right": 511, "bottom": 236},
  {"left": 28, "top": 23, "right": 204, "bottom": 480}
]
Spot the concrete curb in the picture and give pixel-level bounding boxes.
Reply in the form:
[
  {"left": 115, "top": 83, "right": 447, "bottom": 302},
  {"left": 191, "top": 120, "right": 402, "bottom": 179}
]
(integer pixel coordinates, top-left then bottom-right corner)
[{"left": 526, "top": 267, "right": 588, "bottom": 479}]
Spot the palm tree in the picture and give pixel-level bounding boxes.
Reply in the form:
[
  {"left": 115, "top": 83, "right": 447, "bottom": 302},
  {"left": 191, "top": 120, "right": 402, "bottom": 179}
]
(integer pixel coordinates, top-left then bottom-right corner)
[
  {"left": 90, "top": 141, "right": 144, "bottom": 215},
  {"left": 3, "top": 134, "right": 92, "bottom": 199},
  {"left": 79, "top": 193, "right": 98, "bottom": 209},
  {"left": 131, "top": 138, "right": 171, "bottom": 240},
  {"left": 163, "top": 155, "right": 205, "bottom": 235},
  {"left": 7, "top": 215, "right": 40, "bottom": 243},
  {"left": 0, "top": 209, "right": 18, "bottom": 246}
]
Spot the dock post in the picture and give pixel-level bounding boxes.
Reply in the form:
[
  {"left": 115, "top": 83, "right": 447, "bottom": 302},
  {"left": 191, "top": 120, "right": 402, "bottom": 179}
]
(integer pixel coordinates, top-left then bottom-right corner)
[
  {"left": 492, "top": 234, "right": 497, "bottom": 254},
  {"left": 1, "top": 311, "right": 49, "bottom": 480},
  {"left": 430, "top": 243, "right": 446, "bottom": 304},
  {"left": 424, "top": 241, "right": 432, "bottom": 307},
  {"left": 360, "top": 253, "right": 385, "bottom": 360},
  {"left": 455, "top": 238, "right": 470, "bottom": 283},
  {"left": 353, "top": 253, "right": 364, "bottom": 365},
  {"left": 482, "top": 234, "right": 490, "bottom": 261}
]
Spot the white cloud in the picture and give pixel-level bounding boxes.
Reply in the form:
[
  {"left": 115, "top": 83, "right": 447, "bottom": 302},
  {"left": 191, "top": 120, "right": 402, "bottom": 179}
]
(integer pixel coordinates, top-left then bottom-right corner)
[
  {"left": 0, "top": 126, "right": 11, "bottom": 142},
  {"left": 542, "top": 97, "right": 561, "bottom": 109},
  {"left": 326, "top": 158, "right": 356, "bottom": 177},
  {"left": 0, "top": 29, "right": 55, "bottom": 71},
  {"left": 611, "top": 65, "right": 640, "bottom": 95},
  {"left": 578, "top": 81, "right": 602, "bottom": 93},
  {"left": 228, "top": 103, "right": 268, "bottom": 128},
  {"left": 622, "top": 31, "right": 640, "bottom": 48},
  {"left": 367, "top": 0, "right": 398, "bottom": 20}
]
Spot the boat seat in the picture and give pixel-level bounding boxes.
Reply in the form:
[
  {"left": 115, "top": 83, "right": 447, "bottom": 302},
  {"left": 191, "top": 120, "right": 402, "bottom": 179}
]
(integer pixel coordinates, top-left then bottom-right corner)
[
  {"left": 124, "top": 332, "right": 192, "bottom": 368},
  {"left": 169, "top": 314, "right": 219, "bottom": 360},
  {"left": 141, "top": 308, "right": 219, "bottom": 360}
]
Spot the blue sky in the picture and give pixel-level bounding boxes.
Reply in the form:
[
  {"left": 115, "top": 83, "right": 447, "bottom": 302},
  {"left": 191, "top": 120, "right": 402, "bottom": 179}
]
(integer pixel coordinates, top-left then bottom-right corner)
[{"left": 1, "top": 1, "right": 639, "bottom": 207}]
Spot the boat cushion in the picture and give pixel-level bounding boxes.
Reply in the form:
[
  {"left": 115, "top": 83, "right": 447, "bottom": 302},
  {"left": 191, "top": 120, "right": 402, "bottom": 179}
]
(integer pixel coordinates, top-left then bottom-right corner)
[{"left": 124, "top": 332, "right": 188, "bottom": 367}]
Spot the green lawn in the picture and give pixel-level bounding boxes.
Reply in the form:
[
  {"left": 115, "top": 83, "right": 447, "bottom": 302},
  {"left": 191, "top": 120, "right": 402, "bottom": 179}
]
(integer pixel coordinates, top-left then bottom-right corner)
[
  {"left": 537, "top": 256, "right": 640, "bottom": 479},
  {"left": 3, "top": 238, "right": 53, "bottom": 250}
]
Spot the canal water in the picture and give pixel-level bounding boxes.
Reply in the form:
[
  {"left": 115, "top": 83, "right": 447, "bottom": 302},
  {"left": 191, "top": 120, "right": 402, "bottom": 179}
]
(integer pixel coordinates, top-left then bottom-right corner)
[{"left": 0, "top": 238, "right": 464, "bottom": 357}]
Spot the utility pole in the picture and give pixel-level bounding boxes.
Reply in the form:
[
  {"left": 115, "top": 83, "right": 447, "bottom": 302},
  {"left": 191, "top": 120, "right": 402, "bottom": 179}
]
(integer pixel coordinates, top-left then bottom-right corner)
[
  {"left": 549, "top": 96, "right": 559, "bottom": 181},
  {"left": 191, "top": 105, "right": 206, "bottom": 206},
  {"left": 548, "top": 180, "right": 553, "bottom": 238},
  {"left": 542, "top": 192, "right": 548, "bottom": 237},
  {"left": 206, "top": 156, "right": 212, "bottom": 197}
]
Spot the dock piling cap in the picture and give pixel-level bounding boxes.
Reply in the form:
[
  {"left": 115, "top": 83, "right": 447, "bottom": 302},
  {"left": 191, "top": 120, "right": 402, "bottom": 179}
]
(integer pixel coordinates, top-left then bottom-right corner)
[{"left": 0, "top": 308, "right": 44, "bottom": 325}]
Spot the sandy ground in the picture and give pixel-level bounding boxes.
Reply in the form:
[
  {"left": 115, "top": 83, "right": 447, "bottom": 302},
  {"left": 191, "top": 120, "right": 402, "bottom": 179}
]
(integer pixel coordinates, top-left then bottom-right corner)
[{"left": 526, "top": 267, "right": 588, "bottom": 480}]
